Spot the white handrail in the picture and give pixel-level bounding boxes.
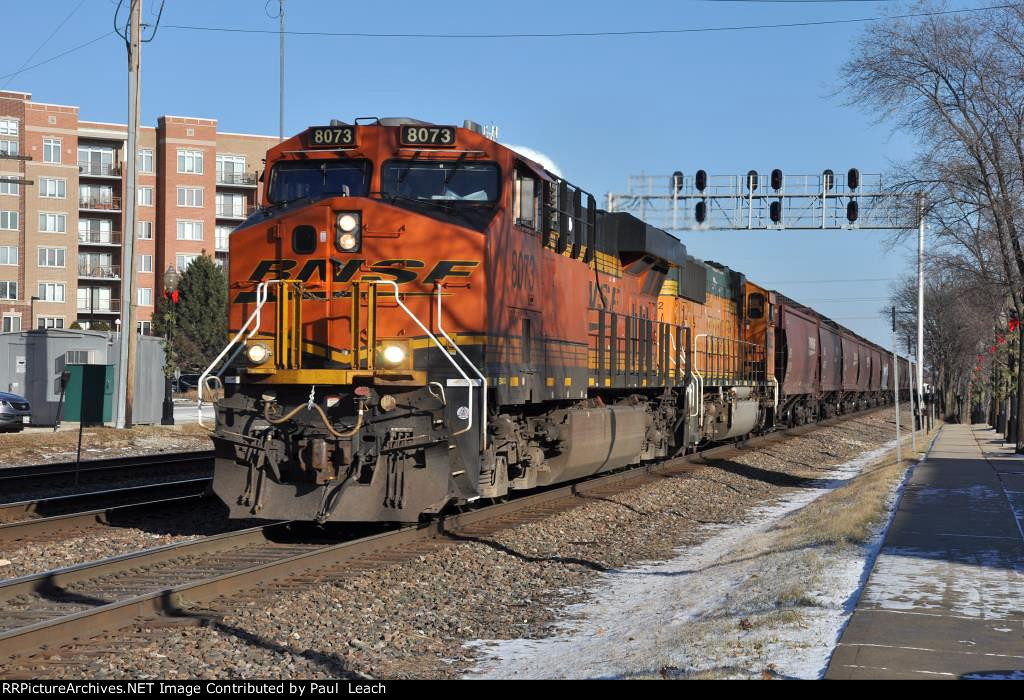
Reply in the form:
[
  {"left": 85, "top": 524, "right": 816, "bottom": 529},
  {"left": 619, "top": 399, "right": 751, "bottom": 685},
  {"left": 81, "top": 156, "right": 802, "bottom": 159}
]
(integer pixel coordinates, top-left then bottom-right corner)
[
  {"left": 370, "top": 280, "right": 476, "bottom": 438},
  {"left": 436, "top": 283, "right": 488, "bottom": 450},
  {"left": 691, "top": 333, "right": 707, "bottom": 426},
  {"left": 197, "top": 279, "right": 279, "bottom": 427}
]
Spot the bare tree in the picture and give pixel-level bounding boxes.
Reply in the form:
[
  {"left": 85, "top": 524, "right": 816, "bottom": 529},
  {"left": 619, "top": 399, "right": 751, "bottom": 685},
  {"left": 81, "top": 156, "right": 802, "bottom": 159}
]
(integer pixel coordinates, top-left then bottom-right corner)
[{"left": 844, "top": 3, "right": 1024, "bottom": 448}]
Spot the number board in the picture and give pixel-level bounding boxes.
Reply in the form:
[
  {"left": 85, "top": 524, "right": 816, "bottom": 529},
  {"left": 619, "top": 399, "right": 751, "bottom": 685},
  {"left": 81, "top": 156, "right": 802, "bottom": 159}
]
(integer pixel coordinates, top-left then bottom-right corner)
[
  {"left": 304, "top": 126, "right": 356, "bottom": 148},
  {"left": 399, "top": 125, "right": 457, "bottom": 147}
]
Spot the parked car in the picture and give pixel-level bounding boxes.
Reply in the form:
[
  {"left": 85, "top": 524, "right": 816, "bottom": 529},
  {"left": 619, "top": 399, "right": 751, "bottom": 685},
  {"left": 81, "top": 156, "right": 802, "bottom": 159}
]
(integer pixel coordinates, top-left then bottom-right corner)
[
  {"left": 0, "top": 391, "right": 31, "bottom": 432},
  {"left": 175, "top": 374, "right": 201, "bottom": 393}
]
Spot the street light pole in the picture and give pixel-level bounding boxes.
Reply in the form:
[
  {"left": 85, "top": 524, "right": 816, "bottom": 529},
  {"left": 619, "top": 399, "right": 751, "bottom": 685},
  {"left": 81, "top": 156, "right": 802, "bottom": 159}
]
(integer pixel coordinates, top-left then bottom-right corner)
[{"left": 160, "top": 265, "right": 180, "bottom": 426}]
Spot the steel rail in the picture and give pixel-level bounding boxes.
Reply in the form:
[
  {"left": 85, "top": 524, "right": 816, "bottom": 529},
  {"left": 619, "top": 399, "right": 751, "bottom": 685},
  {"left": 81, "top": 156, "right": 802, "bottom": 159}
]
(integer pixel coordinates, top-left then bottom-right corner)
[
  {"left": 0, "top": 450, "right": 214, "bottom": 483},
  {"left": 0, "top": 492, "right": 211, "bottom": 545},
  {"left": 0, "top": 406, "right": 886, "bottom": 663},
  {"left": 0, "top": 478, "right": 211, "bottom": 524}
]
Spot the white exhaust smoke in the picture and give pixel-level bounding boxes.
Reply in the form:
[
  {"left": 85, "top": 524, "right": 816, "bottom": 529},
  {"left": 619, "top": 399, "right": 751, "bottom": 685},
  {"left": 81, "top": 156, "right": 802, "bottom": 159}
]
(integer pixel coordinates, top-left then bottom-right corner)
[{"left": 503, "top": 143, "right": 563, "bottom": 178}]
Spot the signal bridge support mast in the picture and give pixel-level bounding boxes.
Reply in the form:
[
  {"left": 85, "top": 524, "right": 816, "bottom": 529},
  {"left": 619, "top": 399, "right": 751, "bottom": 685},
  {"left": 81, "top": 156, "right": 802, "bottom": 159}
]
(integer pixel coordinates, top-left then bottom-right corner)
[{"left": 607, "top": 170, "right": 926, "bottom": 445}]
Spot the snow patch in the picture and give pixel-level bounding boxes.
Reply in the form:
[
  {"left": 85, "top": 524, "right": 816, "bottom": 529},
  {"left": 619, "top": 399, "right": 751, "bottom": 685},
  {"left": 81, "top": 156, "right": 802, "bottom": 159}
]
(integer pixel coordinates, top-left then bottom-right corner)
[{"left": 466, "top": 442, "right": 903, "bottom": 680}]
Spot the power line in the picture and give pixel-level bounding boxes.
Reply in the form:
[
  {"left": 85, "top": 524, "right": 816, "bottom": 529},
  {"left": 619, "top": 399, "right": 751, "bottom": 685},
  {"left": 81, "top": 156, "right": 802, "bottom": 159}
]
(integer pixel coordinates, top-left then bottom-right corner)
[
  {"left": 761, "top": 276, "right": 897, "bottom": 282},
  {"left": 1, "top": 0, "right": 88, "bottom": 90},
  {"left": 0, "top": 32, "right": 115, "bottom": 83},
  {"left": 162, "top": 3, "right": 1022, "bottom": 40}
]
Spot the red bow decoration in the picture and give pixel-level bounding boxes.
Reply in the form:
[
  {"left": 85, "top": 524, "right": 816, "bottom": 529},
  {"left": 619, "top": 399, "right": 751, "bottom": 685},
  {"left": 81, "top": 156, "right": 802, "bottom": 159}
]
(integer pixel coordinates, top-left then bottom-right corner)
[
  {"left": 990, "top": 345, "right": 998, "bottom": 353},
  {"left": 1010, "top": 318, "right": 1021, "bottom": 333},
  {"left": 997, "top": 335, "right": 1006, "bottom": 344}
]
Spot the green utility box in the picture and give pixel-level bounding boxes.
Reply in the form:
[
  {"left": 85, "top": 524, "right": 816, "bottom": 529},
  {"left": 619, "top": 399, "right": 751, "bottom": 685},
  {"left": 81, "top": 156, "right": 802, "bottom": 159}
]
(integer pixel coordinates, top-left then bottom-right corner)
[{"left": 63, "top": 364, "right": 114, "bottom": 424}]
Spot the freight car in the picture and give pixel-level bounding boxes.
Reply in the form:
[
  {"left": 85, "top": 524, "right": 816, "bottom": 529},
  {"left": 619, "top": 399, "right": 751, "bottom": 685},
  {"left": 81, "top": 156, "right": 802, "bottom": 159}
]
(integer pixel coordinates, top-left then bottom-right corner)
[{"left": 200, "top": 118, "right": 906, "bottom": 524}]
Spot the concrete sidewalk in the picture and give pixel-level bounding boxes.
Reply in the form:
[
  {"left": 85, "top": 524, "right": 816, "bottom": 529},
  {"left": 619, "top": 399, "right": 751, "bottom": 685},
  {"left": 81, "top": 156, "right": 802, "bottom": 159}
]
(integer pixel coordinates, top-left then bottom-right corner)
[{"left": 827, "top": 424, "right": 1024, "bottom": 680}]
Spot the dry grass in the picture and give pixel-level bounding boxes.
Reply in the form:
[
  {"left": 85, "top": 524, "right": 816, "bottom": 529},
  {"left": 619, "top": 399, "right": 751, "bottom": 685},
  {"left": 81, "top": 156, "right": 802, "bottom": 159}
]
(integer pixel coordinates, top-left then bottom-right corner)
[
  {"left": 772, "top": 430, "right": 939, "bottom": 551},
  {"left": 0, "top": 422, "right": 212, "bottom": 465}
]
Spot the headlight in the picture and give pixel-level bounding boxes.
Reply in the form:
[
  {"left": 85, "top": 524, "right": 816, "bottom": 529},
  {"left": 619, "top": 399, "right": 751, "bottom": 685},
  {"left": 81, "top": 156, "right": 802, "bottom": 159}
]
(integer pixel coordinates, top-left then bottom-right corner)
[
  {"left": 335, "top": 212, "right": 361, "bottom": 252},
  {"left": 246, "top": 343, "right": 270, "bottom": 365},
  {"left": 0, "top": 400, "right": 9, "bottom": 408},
  {"left": 381, "top": 344, "right": 406, "bottom": 366}
]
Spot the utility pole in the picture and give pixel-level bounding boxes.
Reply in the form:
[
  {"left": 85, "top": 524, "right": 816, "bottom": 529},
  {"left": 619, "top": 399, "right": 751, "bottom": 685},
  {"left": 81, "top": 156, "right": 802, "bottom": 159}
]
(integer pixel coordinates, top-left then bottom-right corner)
[
  {"left": 279, "top": 0, "right": 285, "bottom": 141},
  {"left": 115, "top": 0, "right": 141, "bottom": 429},
  {"left": 917, "top": 194, "right": 926, "bottom": 437},
  {"left": 893, "top": 307, "right": 901, "bottom": 464}
]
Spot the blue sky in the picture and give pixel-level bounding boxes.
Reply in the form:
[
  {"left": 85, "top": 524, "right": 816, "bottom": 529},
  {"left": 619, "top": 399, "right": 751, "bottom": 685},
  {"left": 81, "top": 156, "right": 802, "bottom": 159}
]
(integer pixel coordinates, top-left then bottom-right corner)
[{"left": 4, "top": 0, "right": 954, "bottom": 349}]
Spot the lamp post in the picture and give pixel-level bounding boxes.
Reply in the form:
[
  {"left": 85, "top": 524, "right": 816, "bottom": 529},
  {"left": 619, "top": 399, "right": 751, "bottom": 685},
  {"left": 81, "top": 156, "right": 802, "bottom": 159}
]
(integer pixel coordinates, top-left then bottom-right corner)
[{"left": 161, "top": 265, "right": 181, "bottom": 426}]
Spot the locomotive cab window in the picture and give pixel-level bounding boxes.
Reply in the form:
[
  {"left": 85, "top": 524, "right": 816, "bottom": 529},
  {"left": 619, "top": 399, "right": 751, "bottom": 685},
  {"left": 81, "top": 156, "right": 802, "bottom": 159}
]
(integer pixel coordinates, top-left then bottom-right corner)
[
  {"left": 748, "top": 292, "right": 765, "bottom": 319},
  {"left": 380, "top": 160, "right": 501, "bottom": 231},
  {"left": 381, "top": 160, "right": 499, "bottom": 202},
  {"left": 267, "top": 159, "right": 371, "bottom": 205},
  {"left": 514, "top": 166, "right": 539, "bottom": 230}
]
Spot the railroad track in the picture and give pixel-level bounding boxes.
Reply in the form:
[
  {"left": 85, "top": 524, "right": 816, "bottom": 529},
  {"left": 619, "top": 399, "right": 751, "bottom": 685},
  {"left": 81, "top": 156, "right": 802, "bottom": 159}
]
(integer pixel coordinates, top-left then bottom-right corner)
[
  {"left": 0, "top": 451, "right": 214, "bottom": 503},
  {"left": 0, "top": 479, "right": 213, "bottom": 544},
  {"left": 0, "top": 407, "right": 888, "bottom": 669}
]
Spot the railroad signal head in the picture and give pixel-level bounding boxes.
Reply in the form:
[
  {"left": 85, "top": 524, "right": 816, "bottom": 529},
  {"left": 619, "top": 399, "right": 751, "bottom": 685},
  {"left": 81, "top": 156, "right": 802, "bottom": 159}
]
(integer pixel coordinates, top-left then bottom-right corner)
[
  {"left": 695, "top": 200, "right": 707, "bottom": 223},
  {"left": 823, "top": 169, "right": 834, "bottom": 191},
  {"left": 847, "top": 168, "right": 860, "bottom": 190},
  {"left": 746, "top": 170, "right": 758, "bottom": 192},
  {"left": 769, "top": 201, "right": 782, "bottom": 223},
  {"left": 672, "top": 171, "right": 684, "bottom": 195},
  {"left": 847, "top": 200, "right": 859, "bottom": 222},
  {"left": 770, "top": 169, "right": 783, "bottom": 192},
  {"left": 695, "top": 169, "right": 707, "bottom": 192}
]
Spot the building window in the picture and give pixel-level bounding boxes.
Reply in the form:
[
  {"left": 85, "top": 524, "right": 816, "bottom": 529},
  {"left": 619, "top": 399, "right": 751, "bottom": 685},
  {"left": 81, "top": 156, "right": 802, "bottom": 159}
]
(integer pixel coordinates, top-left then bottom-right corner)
[
  {"left": 2, "top": 314, "right": 20, "bottom": 332},
  {"left": 38, "top": 247, "right": 66, "bottom": 268},
  {"left": 176, "top": 220, "right": 203, "bottom": 241},
  {"left": 80, "top": 184, "right": 114, "bottom": 209},
  {"left": 38, "top": 317, "right": 64, "bottom": 330},
  {"left": 137, "top": 320, "right": 152, "bottom": 335},
  {"left": 175, "top": 253, "right": 200, "bottom": 271},
  {"left": 0, "top": 140, "right": 16, "bottom": 157},
  {"left": 0, "top": 119, "right": 17, "bottom": 136},
  {"left": 216, "top": 154, "right": 247, "bottom": 184},
  {"left": 39, "top": 177, "right": 67, "bottom": 199},
  {"left": 216, "top": 192, "right": 246, "bottom": 218},
  {"left": 65, "top": 349, "right": 89, "bottom": 364},
  {"left": 38, "top": 213, "right": 67, "bottom": 233},
  {"left": 138, "top": 148, "right": 153, "bottom": 173},
  {"left": 0, "top": 281, "right": 17, "bottom": 300},
  {"left": 78, "top": 287, "right": 113, "bottom": 312},
  {"left": 78, "top": 145, "right": 115, "bottom": 176},
  {"left": 79, "top": 218, "right": 113, "bottom": 244},
  {"left": 215, "top": 225, "right": 232, "bottom": 251},
  {"left": 137, "top": 287, "right": 153, "bottom": 306},
  {"left": 177, "top": 186, "right": 203, "bottom": 207},
  {"left": 0, "top": 177, "right": 19, "bottom": 195},
  {"left": 0, "top": 211, "right": 18, "bottom": 230},
  {"left": 37, "top": 282, "right": 65, "bottom": 302},
  {"left": 137, "top": 186, "right": 153, "bottom": 206},
  {"left": 177, "top": 149, "right": 204, "bottom": 174},
  {"left": 137, "top": 221, "right": 153, "bottom": 239},
  {"left": 43, "top": 138, "right": 61, "bottom": 163},
  {"left": 138, "top": 254, "right": 152, "bottom": 272},
  {"left": 0, "top": 246, "right": 16, "bottom": 265}
]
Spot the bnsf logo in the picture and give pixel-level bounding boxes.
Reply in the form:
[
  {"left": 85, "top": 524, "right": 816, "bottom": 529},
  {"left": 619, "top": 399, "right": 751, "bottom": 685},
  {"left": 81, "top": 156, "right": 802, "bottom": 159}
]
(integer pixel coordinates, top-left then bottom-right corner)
[{"left": 234, "top": 258, "right": 479, "bottom": 302}]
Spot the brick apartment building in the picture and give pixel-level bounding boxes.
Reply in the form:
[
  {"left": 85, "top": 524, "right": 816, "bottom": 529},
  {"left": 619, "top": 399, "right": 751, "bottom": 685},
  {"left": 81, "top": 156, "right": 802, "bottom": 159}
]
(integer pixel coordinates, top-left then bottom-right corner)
[{"left": 0, "top": 90, "right": 277, "bottom": 333}]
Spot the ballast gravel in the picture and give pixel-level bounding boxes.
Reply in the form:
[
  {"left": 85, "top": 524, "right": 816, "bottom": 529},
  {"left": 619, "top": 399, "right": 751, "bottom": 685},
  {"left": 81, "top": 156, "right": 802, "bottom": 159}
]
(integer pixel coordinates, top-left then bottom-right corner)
[{"left": 3, "top": 409, "right": 914, "bottom": 679}]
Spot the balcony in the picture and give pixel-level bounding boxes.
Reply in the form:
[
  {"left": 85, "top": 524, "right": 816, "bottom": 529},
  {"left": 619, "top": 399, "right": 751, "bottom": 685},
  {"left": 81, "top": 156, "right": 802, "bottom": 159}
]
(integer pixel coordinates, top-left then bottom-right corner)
[
  {"left": 78, "top": 230, "right": 122, "bottom": 246},
  {"left": 77, "top": 264, "right": 121, "bottom": 280},
  {"left": 79, "top": 195, "right": 121, "bottom": 212},
  {"left": 78, "top": 161, "right": 121, "bottom": 177},
  {"left": 215, "top": 205, "right": 256, "bottom": 220},
  {"left": 77, "top": 299, "right": 121, "bottom": 313},
  {"left": 216, "top": 171, "right": 258, "bottom": 187}
]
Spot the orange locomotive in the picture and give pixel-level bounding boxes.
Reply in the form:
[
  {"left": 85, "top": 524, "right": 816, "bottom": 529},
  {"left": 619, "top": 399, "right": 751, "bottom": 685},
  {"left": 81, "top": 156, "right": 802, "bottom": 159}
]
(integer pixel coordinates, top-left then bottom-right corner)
[{"left": 202, "top": 119, "right": 858, "bottom": 524}]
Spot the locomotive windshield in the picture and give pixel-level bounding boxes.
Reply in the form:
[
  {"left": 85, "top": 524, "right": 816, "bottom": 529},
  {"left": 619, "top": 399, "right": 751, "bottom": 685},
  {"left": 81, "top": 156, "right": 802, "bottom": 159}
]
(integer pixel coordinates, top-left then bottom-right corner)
[
  {"left": 267, "top": 159, "right": 371, "bottom": 204},
  {"left": 380, "top": 160, "right": 501, "bottom": 231},
  {"left": 381, "top": 161, "right": 500, "bottom": 202}
]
